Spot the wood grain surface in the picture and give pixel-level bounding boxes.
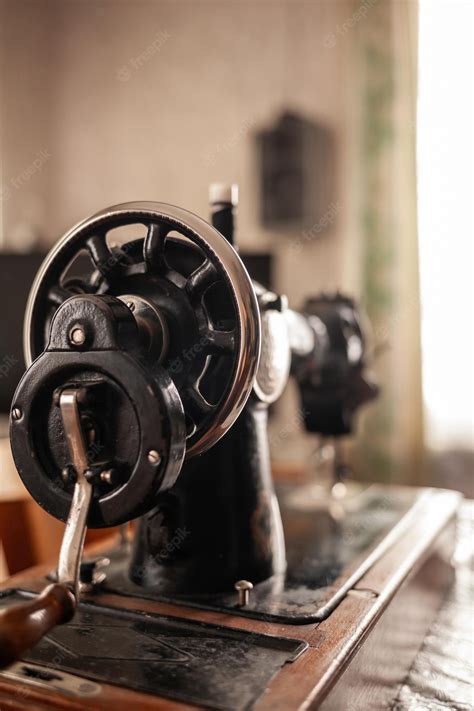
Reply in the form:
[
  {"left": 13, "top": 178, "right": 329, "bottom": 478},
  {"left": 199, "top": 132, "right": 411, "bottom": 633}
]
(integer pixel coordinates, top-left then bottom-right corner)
[{"left": 0, "top": 488, "right": 461, "bottom": 710}]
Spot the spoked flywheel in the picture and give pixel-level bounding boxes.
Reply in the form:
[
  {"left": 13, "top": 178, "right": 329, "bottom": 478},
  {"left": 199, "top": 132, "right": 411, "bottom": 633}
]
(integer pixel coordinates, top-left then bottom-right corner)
[{"left": 23, "top": 202, "right": 261, "bottom": 458}]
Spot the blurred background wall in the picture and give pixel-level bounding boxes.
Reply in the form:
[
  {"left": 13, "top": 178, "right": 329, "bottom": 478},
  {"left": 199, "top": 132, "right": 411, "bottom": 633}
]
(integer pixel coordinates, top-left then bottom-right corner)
[
  {"left": 0, "top": 0, "right": 349, "bottom": 259},
  {"left": 0, "top": 0, "right": 424, "bottom": 477}
]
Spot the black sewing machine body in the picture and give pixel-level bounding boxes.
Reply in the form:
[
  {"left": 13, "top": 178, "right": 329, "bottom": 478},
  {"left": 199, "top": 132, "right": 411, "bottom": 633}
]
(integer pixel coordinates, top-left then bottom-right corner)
[{"left": 0, "top": 193, "right": 459, "bottom": 710}]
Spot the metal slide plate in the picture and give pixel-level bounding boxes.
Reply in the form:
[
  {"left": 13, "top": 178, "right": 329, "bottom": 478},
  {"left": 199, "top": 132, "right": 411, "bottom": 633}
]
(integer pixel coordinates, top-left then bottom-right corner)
[
  {"left": 103, "top": 484, "right": 421, "bottom": 623},
  {"left": 0, "top": 591, "right": 307, "bottom": 710}
]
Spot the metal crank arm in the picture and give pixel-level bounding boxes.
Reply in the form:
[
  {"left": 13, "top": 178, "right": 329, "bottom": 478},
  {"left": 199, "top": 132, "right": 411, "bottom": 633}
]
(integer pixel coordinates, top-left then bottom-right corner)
[
  {"left": 0, "top": 388, "right": 92, "bottom": 669},
  {"left": 57, "top": 388, "right": 93, "bottom": 596}
]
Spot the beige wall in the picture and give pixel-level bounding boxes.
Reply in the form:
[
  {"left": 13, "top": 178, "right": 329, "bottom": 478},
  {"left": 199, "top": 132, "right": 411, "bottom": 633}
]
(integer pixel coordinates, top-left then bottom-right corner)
[
  {"left": 1, "top": 0, "right": 353, "bottom": 269},
  {"left": 1, "top": 0, "right": 356, "bottom": 463}
]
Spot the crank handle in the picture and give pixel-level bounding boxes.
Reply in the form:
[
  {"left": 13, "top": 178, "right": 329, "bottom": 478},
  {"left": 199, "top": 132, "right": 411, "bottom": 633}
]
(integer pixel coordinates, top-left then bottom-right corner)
[
  {"left": 0, "top": 584, "right": 75, "bottom": 668},
  {"left": 0, "top": 387, "right": 92, "bottom": 669}
]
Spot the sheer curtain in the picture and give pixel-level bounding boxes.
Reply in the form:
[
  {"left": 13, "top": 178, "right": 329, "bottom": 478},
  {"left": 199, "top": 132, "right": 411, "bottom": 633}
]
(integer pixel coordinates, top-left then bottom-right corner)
[
  {"left": 348, "top": 0, "right": 424, "bottom": 483},
  {"left": 417, "top": 0, "right": 473, "bottom": 452}
]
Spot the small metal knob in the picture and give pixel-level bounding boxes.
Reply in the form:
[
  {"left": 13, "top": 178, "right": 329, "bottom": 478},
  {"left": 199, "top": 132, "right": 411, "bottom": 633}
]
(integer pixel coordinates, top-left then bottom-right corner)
[
  {"left": 234, "top": 579, "right": 253, "bottom": 607},
  {"left": 100, "top": 469, "right": 115, "bottom": 485},
  {"left": 69, "top": 325, "right": 86, "bottom": 347},
  {"left": 79, "top": 557, "right": 110, "bottom": 593},
  {"left": 147, "top": 449, "right": 162, "bottom": 466}
]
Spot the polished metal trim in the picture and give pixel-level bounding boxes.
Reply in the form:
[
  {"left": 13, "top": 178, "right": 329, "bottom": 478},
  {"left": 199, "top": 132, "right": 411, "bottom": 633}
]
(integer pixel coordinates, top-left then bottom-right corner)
[
  {"left": 58, "top": 389, "right": 93, "bottom": 595},
  {"left": 0, "top": 662, "right": 102, "bottom": 697},
  {"left": 24, "top": 202, "right": 261, "bottom": 458}
]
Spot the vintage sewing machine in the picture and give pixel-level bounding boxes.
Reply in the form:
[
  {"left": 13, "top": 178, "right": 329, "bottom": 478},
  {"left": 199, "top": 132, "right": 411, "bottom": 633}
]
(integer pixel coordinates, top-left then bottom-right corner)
[{"left": 0, "top": 188, "right": 460, "bottom": 710}]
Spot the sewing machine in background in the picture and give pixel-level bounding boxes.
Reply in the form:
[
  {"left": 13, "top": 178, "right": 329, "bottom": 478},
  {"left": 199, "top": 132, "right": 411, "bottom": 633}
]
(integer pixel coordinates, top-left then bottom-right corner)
[{"left": 0, "top": 186, "right": 459, "bottom": 710}]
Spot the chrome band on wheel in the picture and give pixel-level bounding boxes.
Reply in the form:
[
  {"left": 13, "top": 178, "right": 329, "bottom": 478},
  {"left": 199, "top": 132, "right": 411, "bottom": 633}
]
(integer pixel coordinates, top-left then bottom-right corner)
[{"left": 24, "top": 202, "right": 261, "bottom": 457}]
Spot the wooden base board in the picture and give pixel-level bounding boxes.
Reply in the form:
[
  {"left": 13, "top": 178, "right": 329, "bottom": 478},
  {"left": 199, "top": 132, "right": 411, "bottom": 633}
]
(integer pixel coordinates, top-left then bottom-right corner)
[{"left": 0, "top": 487, "right": 460, "bottom": 710}]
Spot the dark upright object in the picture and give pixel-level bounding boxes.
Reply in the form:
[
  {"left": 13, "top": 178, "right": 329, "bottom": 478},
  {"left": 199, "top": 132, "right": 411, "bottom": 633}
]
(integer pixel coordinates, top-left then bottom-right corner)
[
  {"left": 131, "top": 402, "right": 285, "bottom": 593},
  {"left": 130, "top": 184, "right": 285, "bottom": 592},
  {"left": 257, "top": 111, "right": 336, "bottom": 232},
  {"left": 209, "top": 182, "right": 238, "bottom": 247}
]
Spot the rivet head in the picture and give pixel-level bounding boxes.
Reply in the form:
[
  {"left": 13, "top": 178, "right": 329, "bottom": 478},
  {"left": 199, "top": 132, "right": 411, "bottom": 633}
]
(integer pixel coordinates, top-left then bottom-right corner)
[
  {"left": 147, "top": 449, "right": 161, "bottom": 466},
  {"left": 61, "top": 466, "right": 74, "bottom": 484},
  {"left": 69, "top": 325, "right": 86, "bottom": 347},
  {"left": 11, "top": 407, "right": 22, "bottom": 421},
  {"left": 100, "top": 469, "right": 115, "bottom": 485},
  {"left": 234, "top": 579, "right": 253, "bottom": 606}
]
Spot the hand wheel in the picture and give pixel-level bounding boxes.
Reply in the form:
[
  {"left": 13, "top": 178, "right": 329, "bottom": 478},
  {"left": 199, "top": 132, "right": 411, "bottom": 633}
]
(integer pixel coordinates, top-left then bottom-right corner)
[
  {"left": 23, "top": 202, "right": 261, "bottom": 458},
  {"left": 11, "top": 294, "right": 186, "bottom": 527}
]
